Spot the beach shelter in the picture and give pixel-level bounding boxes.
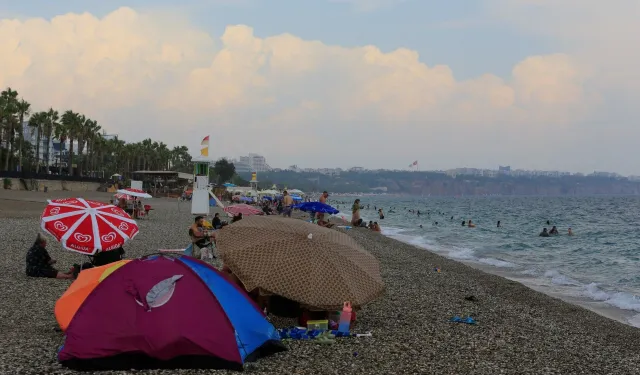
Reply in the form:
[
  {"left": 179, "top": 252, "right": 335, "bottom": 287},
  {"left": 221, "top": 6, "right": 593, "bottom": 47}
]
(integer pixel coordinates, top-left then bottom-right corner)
[
  {"left": 55, "top": 254, "right": 285, "bottom": 371},
  {"left": 217, "top": 216, "right": 384, "bottom": 309}
]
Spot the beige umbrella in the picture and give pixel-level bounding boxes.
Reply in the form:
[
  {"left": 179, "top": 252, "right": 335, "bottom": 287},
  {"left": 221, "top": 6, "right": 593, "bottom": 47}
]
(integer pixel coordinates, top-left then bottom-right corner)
[{"left": 216, "top": 215, "right": 384, "bottom": 309}]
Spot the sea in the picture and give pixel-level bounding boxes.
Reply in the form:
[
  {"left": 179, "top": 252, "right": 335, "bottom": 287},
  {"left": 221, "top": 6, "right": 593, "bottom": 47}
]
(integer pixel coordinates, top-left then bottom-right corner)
[{"left": 329, "top": 195, "right": 640, "bottom": 327}]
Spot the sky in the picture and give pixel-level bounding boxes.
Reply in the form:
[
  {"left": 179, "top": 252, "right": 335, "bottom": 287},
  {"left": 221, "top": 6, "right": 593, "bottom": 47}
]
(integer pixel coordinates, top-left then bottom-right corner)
[{"left": 1, "top": 0, "right": 639, "bottom": 174}]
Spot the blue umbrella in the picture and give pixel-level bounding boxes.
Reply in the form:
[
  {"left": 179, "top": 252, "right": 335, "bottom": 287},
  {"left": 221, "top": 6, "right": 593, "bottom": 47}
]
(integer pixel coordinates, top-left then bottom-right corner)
[
  {"left": 262, "top": 196, "right": 273, "bottom": 201},
  {"left": 240, "top": 196, "right": 253, "bottom": 202},
  {"left": 223, "top": 183, "right": 236, "bottom": 187},
  {"left": 292, "top": 202, "right": 339, "bottom": 214},
  {"left": 291, "top": 195, "right": 303, "bottom": 201}
]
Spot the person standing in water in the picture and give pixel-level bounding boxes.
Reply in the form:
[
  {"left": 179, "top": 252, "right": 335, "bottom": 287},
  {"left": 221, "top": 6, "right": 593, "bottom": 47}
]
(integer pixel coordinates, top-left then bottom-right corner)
[
  {"left": 378, "top": 208, "right": 385, "bottom": 220},
  {"left": 568, "top": 228, "right": 574, "bottom": 236},
  {"left": 539, "top": 228, "right": 550, "bottom": 237},
  {"left": 497, "top": 221, "right": 501, "bottom": 228}
]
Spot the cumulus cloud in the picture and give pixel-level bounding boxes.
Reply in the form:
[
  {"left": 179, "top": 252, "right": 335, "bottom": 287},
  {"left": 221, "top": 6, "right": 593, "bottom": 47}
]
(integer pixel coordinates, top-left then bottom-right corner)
[{"left": 0, "top": 7, "right": 611, "bottom": 170}]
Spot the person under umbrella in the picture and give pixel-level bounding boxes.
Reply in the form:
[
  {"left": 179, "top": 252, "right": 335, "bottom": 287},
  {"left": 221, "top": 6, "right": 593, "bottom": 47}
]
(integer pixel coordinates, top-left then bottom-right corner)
[{"left": 26, "top": 233, "right": 74, "bottom": 279}]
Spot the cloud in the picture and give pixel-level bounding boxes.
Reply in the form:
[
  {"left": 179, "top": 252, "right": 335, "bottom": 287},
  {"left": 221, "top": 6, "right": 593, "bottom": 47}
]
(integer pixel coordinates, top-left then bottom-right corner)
[
  {"left": 327, "top": 0, "right": 409, "bottom": 12},
  {"left": 0, "top": 7, "right": 618, "bottom": 171},
  {"left": 486, "top": 0, "right": 640, "bottom": 91}
]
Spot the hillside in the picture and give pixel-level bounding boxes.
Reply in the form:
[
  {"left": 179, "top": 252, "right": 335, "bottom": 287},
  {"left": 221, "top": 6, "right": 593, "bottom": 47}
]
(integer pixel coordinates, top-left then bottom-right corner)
[{"left": 238, "top": 170, "right": 640, "bottom": 196}]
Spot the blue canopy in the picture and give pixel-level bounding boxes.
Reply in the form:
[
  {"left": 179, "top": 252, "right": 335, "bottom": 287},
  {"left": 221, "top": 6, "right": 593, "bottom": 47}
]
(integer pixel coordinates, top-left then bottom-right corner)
[
  {"left": 292, "top": 201, "right": 339, "bottom": 214},
  {"left": 223, "top": 183, "right": 236, "bottom": 187}
]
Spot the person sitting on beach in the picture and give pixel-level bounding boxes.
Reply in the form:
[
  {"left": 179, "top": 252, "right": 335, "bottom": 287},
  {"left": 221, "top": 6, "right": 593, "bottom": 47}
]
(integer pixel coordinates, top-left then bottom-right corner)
[
  {"left": 26, "top": 234, "right": 73, "bottom": 279},
  {"left": 317, "top": 219, "right": 334, "bottom": 228},
  {"left": 190, "top": 216, "right": 213, "bottom": 248},
  {"left": 351, "top": 199, "right": 361, "bottom": 226},
  {"left": 368, "top": 221, "right": 374, "bottom": 229},
  {"left": 539, "top": 228, "right": 550, "bottom": 237},
  {"left": 467, "top": 220, "right": 476, "bottom": 228},
  {"left": 373, "top": 222, "right": 381, "bottom": 232},
  {"left": 212, "top": 213, "right": 227, "bottom": 229},
  {"left": 549, "top": 226, "right": 559, "bottom": 235},
  {"left": 232, "top": 213, "right": 243, "bottom": 223}
]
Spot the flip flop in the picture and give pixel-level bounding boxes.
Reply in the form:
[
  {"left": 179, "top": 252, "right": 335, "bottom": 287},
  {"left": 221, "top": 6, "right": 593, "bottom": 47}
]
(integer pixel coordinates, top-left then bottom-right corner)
[{"left": 450, "top": 316, "right": 477, "bottom": 325}]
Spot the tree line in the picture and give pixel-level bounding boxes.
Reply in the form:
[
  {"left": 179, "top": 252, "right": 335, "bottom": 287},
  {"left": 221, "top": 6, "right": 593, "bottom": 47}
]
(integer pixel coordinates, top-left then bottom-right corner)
[{"left": 0, "top": 87, "right": 193, "bottom": 178}]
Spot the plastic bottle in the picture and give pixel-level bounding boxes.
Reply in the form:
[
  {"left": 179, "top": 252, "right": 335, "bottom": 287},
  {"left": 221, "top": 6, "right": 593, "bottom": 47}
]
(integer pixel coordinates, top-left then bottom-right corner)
[{"left": 338, "top": 301, "right": 352, "bottom": 333}]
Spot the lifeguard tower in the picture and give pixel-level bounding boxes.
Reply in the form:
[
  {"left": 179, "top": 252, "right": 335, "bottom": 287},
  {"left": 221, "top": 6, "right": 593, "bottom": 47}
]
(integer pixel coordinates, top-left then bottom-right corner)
[
  {"left": 191, "top": 136, "right": 212, "bottom": 215},
  {"left": 250, "top": 171, "right": 258, "bottom": 192},
  {"left": 191, "top": 157, "right": 211, "bottom": 215}
]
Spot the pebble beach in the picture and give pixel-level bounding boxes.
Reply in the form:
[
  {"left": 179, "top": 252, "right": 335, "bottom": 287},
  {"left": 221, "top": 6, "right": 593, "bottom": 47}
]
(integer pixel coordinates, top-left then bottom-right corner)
[{"left": 2, "top": 190, "right": 640, "bottom": 375}]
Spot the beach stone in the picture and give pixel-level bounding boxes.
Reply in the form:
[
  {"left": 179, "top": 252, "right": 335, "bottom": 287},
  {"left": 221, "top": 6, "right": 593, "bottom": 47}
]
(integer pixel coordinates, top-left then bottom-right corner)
[{"left": 1, "top": 191, "right": 640, "bottom": 374}]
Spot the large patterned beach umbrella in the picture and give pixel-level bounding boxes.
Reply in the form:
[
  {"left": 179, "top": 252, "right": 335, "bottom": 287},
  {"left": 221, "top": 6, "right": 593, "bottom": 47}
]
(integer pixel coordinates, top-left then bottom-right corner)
[
  {"left": 40, "top": 198, "right": 139, "bottom": 255},
  {"left": 216, "top": 215, "right": 384, "bottom": 309}
]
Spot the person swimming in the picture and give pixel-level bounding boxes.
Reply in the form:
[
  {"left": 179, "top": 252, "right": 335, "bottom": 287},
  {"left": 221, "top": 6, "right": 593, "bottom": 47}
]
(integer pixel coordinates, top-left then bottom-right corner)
[
  {"left": 497, "top": 220, "right": 501, "bottom": 228},
  {"left": 539, "top": 228, "right": 550, "bottom": 237},
  {"left": 467, "top": 220, "right": 476, "bottom": 228},
  {"left": 549, "top": 226, "right": 559, "bottom": 235},
  {"left": 461, "top": 220, "right": 466, "bottom": 226},
  {"left": 568, "top": 228, "right": 574, "bottom": 236}
]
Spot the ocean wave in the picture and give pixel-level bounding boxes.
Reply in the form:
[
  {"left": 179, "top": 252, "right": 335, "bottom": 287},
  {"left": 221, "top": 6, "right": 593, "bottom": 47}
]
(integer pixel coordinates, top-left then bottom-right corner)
[
  {"left": 543, "top": 270, "right": 581, "bottom": 286},
  {"left": 583, "top": 283, "right": 640, "bottom": 312}
]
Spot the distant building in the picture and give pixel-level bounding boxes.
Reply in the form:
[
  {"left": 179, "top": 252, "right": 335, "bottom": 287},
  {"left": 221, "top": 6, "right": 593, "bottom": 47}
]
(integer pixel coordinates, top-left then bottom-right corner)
[
  {"left": 498, "top": 165, "right": 511, "bottom": 175},
  {"left": 232, "top": 153, "right": 270, "bottom": 173},
  {"left": 22, "top": 122, "right": 58, "bottom": 167}
]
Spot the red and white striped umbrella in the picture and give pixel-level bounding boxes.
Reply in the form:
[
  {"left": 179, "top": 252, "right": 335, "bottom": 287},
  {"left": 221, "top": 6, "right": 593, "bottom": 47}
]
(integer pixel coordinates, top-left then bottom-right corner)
[
  {"left": 40, "top": 198, "right": 139, "bottom": 255},
  {"left": 116, "top": 188, "right": 152, "bottom": 199},
  {"left": 114, "top": 193, "right": 134, "bottom": 201},
  {"left": 223, "top": 204, "right": 263, "bottom": 216}
]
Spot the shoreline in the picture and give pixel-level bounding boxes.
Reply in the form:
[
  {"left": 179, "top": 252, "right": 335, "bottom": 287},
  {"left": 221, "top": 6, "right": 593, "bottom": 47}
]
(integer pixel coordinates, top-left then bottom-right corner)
[
  {"left": 377, "top": 227, "right": 640, "bottom": 329},
  {"left": 2, "top": 193, "right": 640, "bottom": 373}
]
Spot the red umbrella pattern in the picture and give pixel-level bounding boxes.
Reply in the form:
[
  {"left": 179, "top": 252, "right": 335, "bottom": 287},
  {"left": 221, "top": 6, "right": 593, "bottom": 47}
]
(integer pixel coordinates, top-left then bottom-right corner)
[
  {"left": 114, "top": 193, "right": 134, "bottom": 201},
  {"left": 223, "top": 204, "right": 263, "bottom": 216},
  {"left": 40, "top": 198, "right": 139, "bottom": 255},
  {"left": 116, "top": 188, "right": 152, "bottom": 199}
]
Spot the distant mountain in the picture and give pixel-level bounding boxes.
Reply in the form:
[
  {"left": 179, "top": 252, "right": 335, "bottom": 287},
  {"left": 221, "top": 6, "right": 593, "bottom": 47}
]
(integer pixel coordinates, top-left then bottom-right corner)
[{"left": 239, "top": 170, "right": 640, "bottom": 196}]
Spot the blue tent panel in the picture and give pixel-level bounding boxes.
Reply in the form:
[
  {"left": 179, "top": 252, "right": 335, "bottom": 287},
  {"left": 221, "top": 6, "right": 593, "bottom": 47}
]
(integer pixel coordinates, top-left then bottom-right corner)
[{"left": 179, "top": 257, "right": 280, "bottom": 362}]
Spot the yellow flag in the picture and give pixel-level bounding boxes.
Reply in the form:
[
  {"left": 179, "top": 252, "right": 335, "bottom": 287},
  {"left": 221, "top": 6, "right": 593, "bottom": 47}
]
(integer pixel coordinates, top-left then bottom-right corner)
[{"left": 200, "top": 147, "right": 208, "bottom": 157}]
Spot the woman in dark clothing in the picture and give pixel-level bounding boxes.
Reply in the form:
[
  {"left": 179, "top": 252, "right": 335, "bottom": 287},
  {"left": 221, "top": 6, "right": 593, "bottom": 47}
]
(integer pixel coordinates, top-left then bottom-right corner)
[{"left": 26, "top": 234, "right": 73, "bottom": 279}]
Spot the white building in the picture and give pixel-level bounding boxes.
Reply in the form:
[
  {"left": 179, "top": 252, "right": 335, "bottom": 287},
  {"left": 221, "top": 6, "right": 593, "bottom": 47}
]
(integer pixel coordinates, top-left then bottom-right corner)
[
  {"left": 22, "top": 123, "right": 58, "bottom": 167},
  {"left": 235, "top": 153, "right": 271, "bottom": 172}
]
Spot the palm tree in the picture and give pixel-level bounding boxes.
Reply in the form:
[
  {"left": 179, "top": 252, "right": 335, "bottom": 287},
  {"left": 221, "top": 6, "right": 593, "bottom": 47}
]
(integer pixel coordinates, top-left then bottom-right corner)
[
  {"left": 54, "top": 115, "right": 69, "bottom": 173},
  {"left": 83, "top": 120, "right": 100, "bottom": 176},
  {"left": 16, "top": 99, "right": 31, "bottom": 172},
  {"left": 1, "top": 88, "right": 18, "bottom": 171},
  {"left": 76, "top": 116, "right": 95, "bottom": 176},
  {"left": 42, "top": 108, "right": 59, "bottom": 170},
  {"left": 28, "top": 111, "right": 46, "bottom": 172},
  {"left": 61, "top": 110, "right": 82, "bottom": 176}
]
